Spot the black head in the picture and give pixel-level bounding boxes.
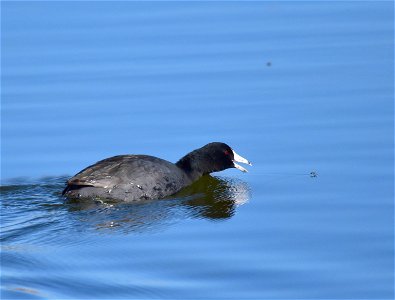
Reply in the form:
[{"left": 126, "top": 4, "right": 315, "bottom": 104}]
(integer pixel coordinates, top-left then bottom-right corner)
[
  {"left": 199, "top": 142, "right": 235, "bottom": 172},
  {"left": 176, "top": 142, "right": 252, "bottom": 180}
]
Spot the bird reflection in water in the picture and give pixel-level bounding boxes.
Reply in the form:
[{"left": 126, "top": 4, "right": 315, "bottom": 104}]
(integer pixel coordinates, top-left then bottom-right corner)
[{"left": 66, "top": 175, "right": 251, "bottom": 233}]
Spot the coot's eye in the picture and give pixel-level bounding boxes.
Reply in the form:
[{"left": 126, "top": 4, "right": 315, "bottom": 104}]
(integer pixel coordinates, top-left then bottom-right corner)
[{"left": 224, "top": 150, "right": 229, "bottom": 155}]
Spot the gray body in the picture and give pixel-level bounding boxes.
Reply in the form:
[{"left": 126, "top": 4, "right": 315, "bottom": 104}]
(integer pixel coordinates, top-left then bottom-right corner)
[{"left": 64, "top": 155, "right": 193, "bottom": 201}]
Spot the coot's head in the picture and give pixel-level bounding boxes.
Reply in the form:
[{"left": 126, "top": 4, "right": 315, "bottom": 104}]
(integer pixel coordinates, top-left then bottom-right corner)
[
  {"left": 176, "top": 142, "right": 252, "bottom": 177},
  {"left": 200, "top": 142, "right": 252, "bottom": 173}
]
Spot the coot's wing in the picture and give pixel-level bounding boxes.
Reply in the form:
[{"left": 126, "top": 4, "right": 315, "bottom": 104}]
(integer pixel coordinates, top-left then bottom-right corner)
[
  {"left": 66, "top": 155, "right": 168, "bottom": 187},
  {"left": 65, "top": 155, "right": 137, "bottom": 189},
  {"left": 63, "top": 155, "right": 188, "bottom": 198}
]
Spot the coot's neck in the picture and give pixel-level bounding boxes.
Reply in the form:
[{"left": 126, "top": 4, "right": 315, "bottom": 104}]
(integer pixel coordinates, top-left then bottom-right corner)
[{"left": 176, "top": 148, "right": 216, "bottom": 182}]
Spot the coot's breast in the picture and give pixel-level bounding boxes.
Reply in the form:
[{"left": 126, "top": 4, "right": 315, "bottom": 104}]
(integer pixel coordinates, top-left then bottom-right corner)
[{"left": 64, "top": 155, "right": 191, "bottom": 201}]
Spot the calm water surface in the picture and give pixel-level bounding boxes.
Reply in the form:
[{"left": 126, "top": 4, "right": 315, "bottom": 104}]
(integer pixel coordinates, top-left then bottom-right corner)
[{"left": 1, "top": 2, "right": 394, "bottom": 299}]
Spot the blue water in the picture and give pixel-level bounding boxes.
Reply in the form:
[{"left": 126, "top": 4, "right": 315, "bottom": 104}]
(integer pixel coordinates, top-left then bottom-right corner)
[{"left": 1, "top": 2, "right": 394, "bottom": 299}]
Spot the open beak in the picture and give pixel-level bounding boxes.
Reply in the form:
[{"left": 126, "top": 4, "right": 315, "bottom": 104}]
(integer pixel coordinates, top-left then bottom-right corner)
[{"left": 232, "top": 149, "right": 252, "bottom": 173}]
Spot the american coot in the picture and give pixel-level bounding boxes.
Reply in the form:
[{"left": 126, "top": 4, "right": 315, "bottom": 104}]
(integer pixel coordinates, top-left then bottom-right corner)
[{"left": 62, "top": 142, "right": 251, "bottom": 201}]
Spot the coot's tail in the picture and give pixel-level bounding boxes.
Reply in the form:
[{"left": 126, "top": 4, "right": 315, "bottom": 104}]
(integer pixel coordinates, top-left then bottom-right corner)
[
  {"left": 62, "top": 184, "right": 89, "bottom": 196},
  {"left": 62, "top": 185, "right": 71, "bottom": 195}
]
